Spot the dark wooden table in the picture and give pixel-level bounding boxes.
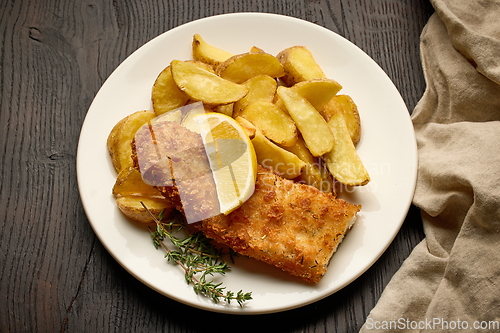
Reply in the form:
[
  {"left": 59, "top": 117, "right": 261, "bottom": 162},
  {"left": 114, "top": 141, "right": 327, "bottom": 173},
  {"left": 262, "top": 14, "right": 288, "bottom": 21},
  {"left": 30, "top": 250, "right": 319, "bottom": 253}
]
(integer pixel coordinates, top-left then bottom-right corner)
[{"left": 1, "top": 1, "right": 434, "bottom": 332}]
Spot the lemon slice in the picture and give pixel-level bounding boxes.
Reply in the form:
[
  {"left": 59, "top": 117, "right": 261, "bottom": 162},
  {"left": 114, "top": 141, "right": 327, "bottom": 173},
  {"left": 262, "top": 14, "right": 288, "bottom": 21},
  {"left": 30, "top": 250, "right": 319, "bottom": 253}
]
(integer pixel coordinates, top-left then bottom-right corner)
[{"left": 193, "top": 112, "right": 257, "bottom": 215}]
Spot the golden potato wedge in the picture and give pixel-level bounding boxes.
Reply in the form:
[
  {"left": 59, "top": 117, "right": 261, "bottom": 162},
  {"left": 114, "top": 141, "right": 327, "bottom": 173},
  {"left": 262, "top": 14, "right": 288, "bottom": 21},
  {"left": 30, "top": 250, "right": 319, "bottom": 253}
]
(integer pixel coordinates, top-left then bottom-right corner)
[
  {"left": 107, "top": 110, "right": 156, "bottom": 173},
  {"left": 186, "top": 59, "right": 216, "bottom": 73},
  {"left": 296, "top": 161, "right": 335, "bottom": 194},
  {"left": 116, "top": 196, "right": 176, "bottom": 224},
  {"left": 151, "top": 66, "right": 189, "bottom": 116},
  {"left": 239, "top": 100, "right": 297, "bottom": 146},
  {"left": 214, "top": 103, "right": 234, "bottom": 117},
  {"left": 280, "top": 137, "right": 333, "bottom": 193},
  {"left": 274, "top": 78, "right": 342, "bottom": 112},
  {"left": 280, "top": 135, "right": 314, "bottom": 165},
  {"left": 323, "top": 111, "right": 370, "bottom": 186},
  {"left": 185, "top": 100, "right": 215, "bottom": 113},
  {"left": 192, "top": 34, "right": 234, "bottom": 69},
  {"left": 276, "top": 86, "right": 334, "bottom": 157},
  {"left": 170, "top": 60, "right": 248, "bottom": 105},
  {"left": 151, "top": 101, "right": 208, "bottom": 133},
  {"left": 152, "top": 107, "right": 183, "bottom": 125},
  {"left": 215, "top": 52, "right": 285, "bottom": 84},
  {"left": 320, "top": 95, "right": 361, "bottom": 146},
  {"left": 294, "top": 161, "right": 323, "bottom": 191},
  {"left": 234, "top": 116, "right": 256, "bottom": 139},
  {"left": 179, "top": 102, "right": 207, "bottom": 133},
  {"left": 276, "top": 46, "right": 326, "bottom": 86},
  {"left": 112, "top": 167, "right": 163, "bottom": 198},
  {"left": 250, "top": 46, "right": 265, "bottom": 53},
  {"left": 233, "top": 75, "right": 277, "bottom": 117},
  {"left": 281, "top": 138, "right": 322, "bottom": 189},
  {"left": 251, "top": 130, "right": 305, "bottom": 179},
  {"left": 318, "top": 160, "right": 337, "bottom": 196}
]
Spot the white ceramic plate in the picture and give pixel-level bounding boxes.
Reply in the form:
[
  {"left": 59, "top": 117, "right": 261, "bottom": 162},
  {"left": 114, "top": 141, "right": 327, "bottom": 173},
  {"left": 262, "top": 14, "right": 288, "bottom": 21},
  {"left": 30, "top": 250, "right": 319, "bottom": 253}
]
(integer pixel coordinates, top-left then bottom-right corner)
[{"left": 77, "top": 13, "right": 417, "bottom": 314}]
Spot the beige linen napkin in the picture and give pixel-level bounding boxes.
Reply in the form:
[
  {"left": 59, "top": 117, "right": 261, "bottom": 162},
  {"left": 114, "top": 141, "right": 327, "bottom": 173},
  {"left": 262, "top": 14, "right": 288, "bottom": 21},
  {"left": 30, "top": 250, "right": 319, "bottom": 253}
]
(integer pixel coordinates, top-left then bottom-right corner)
[{"left": 360, "top": 1, "right": 500, "bottom": 332}]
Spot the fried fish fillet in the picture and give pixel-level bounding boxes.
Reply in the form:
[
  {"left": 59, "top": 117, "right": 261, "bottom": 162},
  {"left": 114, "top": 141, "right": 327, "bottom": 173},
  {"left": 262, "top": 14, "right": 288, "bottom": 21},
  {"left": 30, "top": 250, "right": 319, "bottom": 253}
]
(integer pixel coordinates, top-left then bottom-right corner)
[
  {"left": 132, "top": 120, "right": 360, "bottom": 283},
  {"left": 196, "top": 165, "right": 360, "bottom": 283}
]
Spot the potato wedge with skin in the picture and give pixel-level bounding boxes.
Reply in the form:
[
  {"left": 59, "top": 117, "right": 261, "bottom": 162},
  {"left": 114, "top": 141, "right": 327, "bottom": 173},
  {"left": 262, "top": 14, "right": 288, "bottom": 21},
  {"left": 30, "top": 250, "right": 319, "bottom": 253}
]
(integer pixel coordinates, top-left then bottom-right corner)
[
  {"left": 216, "top": 52, "right": 285, "bottom": 84},
  {"left": 296, "top": 160, "right": 335, "bottom": 194},
  {"left": 151, "top": 107, "right": 183, "bottom": 124},
  {"left": 112, "top": 167, "right": 163, "bottom": 198},
  {"left": 252, "top": 130, "right": 305, "bottom": 179},
  {"left": 275, "top": 78, "right": 342, "bottom": 112},
  {"left": 116, "top": 196, "right": 176, "bottom": 224},
  {"left": 151, "top": 101, "right": 207, "bottom": 133},
  {"left": 323, "top": 111, "right": 370, "bottom": 186},
  {"left": 318, "top": 160, "right": 337, "bottom": 196},
  {"left": 235, "top": 116, "right": 256, "bottom": 139},
  {"left": 214, "top": 103, "right": 234, "bottom": 117},
  {"left": 250, "top": 46, "right": 265, "bottom": 53},
  {"left": 178, "top": 102, "right": 207, "bottom": 134},
  {"left": 239, "top": 101, "right": 297, "bottom": 147},
  {"left": 192, "top": 34, "right": 234, "bottom": 69},
  {"left": 320, "top": 95, "right": 361, "bottom": 146},
  {"left": 185, "top": 100, "right": 215, "bottom": 113},
  {"left": 151, "top": 66, "right": 190, "bottom": 116},
  {"left": 276, "top": 86, "right": 334, "bottom": 157},
  {"left": 186, "top": 60, "right": 216, "bottom": 73},
  {"left": 276, "top": 46, "right": 326, "bottom": 86},
  {"left": 233, "top": 75, "right": 277, "bottom": 117},
  {"left": 281, "top": 137, "right": 334, "bottom": 193},
  {"left": 171, "top": 60, "right": 248, "bottom": 105},
  {"left": 107, "top": 110, "right": 156, "bottom": 173}
]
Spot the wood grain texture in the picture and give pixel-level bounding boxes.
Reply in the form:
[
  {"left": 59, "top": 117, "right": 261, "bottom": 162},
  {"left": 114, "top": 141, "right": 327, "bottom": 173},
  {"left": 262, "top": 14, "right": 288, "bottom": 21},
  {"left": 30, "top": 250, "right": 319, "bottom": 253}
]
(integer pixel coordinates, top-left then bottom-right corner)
[{"left": 0, "top": 0, "right": 433, "bottom": 332}]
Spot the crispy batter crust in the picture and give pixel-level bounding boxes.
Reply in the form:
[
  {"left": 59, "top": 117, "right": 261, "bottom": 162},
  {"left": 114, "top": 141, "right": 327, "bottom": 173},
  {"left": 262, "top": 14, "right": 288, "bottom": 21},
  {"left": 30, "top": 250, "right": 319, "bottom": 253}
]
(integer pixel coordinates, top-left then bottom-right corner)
[
  {"left": 196, "top": 165, "right": 360, "bottom": 283},
  {"left": 132, "top": 122, "right": 360, "bottom": 283}
]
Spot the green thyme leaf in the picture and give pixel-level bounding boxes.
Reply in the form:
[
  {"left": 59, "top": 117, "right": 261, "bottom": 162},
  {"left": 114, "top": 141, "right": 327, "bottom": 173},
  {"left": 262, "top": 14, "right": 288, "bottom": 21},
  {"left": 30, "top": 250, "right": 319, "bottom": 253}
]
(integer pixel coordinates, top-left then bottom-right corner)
[{"left": 142, "top": 202, "right": 252, "bottom": 306}]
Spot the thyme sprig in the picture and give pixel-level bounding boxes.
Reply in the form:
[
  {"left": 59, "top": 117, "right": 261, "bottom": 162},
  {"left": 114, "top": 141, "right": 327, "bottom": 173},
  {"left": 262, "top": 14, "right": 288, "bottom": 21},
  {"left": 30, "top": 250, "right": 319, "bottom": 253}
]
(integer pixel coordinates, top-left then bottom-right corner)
[{"left": 142, "top": 202, "right": 252, "bottom": 306}]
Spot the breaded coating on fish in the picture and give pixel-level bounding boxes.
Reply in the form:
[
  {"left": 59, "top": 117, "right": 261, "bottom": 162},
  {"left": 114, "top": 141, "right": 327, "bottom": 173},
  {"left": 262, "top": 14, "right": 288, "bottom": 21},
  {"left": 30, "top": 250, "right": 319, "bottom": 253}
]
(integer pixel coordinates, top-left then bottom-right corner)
[
  {"left": 196, "top": 165, "right": 360, "bottom": 283},
  {"left": 132, "top": 121, "right": 360, "bottom": 283}
]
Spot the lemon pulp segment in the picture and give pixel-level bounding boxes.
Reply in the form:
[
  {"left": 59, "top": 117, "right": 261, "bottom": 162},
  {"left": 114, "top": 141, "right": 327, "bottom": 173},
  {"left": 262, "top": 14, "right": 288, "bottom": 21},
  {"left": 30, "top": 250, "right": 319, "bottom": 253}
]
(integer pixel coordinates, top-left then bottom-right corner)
[{"left": 193, "top": 112, "right": 257, "bottom": 215}]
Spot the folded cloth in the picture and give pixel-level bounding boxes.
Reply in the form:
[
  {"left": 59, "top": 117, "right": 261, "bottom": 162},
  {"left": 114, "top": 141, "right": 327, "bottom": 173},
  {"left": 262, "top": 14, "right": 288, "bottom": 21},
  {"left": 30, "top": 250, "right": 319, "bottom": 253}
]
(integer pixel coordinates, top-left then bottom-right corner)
[{"left": 360, "top": 1, "right": 500, "bottom": 332}]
